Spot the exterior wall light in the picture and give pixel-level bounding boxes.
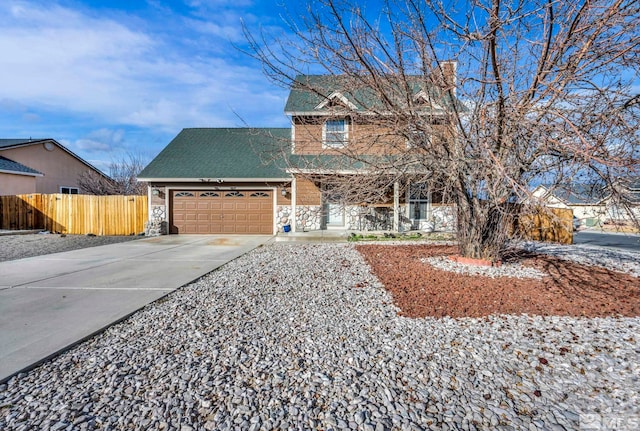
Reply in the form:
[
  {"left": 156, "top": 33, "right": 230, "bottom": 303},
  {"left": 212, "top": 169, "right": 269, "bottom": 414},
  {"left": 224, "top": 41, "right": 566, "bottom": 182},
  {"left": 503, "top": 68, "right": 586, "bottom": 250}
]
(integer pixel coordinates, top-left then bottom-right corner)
[{"left": 281, "top": 188, "right": 288, "bottom": 197}]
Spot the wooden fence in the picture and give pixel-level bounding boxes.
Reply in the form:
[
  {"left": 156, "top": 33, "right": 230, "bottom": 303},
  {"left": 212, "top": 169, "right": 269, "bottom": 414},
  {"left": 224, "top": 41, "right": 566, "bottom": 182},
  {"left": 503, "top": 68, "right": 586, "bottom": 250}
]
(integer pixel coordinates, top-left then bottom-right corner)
[
  {"left": 0, "top": 194, "right": 148, "bottom": 236},
  {"left": 517, "top": 207, "right": 573, "bottom": 244}
]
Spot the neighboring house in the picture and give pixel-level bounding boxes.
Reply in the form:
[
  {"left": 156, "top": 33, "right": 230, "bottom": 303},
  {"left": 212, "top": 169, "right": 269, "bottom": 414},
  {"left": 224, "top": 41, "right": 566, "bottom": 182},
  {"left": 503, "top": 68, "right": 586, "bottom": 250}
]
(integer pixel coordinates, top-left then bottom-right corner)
[
  {"left": 139, "top": 66, "right": 460, "bottom": 235},
  {"left": 0, "top": 156, "right": 43, "bottom": 195},
  {"left": 531, "top": 184, "right": 608, "bottom": 226},
  {"left": 0, "top": 139, "right": 105, "bottom": 196},
  {"left": 606, "top": 177, "right": 640, "bottom": 223}
]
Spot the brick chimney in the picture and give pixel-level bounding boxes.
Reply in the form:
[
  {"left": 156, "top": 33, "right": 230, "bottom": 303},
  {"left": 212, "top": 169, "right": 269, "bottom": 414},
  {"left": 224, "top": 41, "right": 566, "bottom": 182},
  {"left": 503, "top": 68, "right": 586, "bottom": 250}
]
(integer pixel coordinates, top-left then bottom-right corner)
[{"left": 438, "top": 61, "right": 457, "bottom": 96}]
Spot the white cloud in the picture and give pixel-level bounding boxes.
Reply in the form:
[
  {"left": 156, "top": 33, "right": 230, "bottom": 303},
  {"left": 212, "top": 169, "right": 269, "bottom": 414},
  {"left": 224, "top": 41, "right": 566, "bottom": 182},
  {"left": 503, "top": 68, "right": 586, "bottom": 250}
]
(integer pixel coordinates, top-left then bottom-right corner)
[
  {"left": 75, "top": 128, "right": 126, "bottom": 153},
  {"left": 0, "top": 0, "right": 286, "bottom": 132}
]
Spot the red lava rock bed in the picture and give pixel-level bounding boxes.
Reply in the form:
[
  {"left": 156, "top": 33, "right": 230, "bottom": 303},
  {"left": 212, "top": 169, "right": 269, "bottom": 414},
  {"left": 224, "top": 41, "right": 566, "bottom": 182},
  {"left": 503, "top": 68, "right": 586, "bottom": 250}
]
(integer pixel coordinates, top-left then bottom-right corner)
[{"left": 355, "top": 244, "right": 640, "bottom": 318}]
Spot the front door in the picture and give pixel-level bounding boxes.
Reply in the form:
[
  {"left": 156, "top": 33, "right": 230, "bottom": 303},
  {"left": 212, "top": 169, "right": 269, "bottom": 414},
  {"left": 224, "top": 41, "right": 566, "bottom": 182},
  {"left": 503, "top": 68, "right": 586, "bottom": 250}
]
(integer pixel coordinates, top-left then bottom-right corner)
[{"left": 326, "top": 202, "right": 345, "bottom": 226}]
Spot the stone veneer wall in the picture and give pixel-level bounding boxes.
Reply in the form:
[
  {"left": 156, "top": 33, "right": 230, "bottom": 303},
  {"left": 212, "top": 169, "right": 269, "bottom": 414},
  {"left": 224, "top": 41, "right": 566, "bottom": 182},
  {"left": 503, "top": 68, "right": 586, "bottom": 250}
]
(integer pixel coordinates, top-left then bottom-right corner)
[
  {"left": 283, "top": 203, "right": 456, "bottom": 233},
  {"left": 275, "top": 205, "right": 292, "bottom": 232},
  {"left": 145, "top": 204, "right": 167, "bottom": 236},
  {"left": 294, "top": 205, "right": 323, "bottom": 231}
]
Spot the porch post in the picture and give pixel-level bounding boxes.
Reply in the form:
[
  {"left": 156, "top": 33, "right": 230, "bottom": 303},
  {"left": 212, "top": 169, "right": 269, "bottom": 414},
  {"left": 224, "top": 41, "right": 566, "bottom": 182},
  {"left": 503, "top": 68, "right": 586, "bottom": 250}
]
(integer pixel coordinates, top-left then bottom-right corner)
[
  {"left": 393, "top": 181, "right": 400, "bottom": 232},
  {"left": 291, "top": 177, "right": 297, "bottom": 233}
]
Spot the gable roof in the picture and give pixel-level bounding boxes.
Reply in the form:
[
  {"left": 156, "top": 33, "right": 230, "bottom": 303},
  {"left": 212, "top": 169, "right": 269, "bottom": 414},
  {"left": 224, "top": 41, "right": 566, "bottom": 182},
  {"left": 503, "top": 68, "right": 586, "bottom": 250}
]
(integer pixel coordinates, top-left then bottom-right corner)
[
  {"left": 0, "top": 156, "right": 43, "bottom": 177},
  {"left": 0, "top": 138, "right": 106, "bottom": 177},
  {"left": 539, "top": 183, "right": 607, "bottom": 205},
  {"left": 138, "top": 128, "right": 291, "bottom": 181},
  {"left": 284, "top": 74, "right": 461, "bottom": 115}
]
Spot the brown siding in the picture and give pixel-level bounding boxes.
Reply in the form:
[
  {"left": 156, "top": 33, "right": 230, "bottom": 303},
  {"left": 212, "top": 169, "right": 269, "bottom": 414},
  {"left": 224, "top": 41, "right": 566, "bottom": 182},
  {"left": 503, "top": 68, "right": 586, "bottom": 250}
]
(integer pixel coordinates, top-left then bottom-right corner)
[
  {"left": 295, "top": 176, "right": 321, "bottom": 206},
  {"left": 293, "top": 116, "right": 450, "bottom": 156},
  {"left": 276, "top": 184, "right": 291, "bottom": 206},
  {"left": 294, "top": 117, "right": 404, "bottom": 155}
]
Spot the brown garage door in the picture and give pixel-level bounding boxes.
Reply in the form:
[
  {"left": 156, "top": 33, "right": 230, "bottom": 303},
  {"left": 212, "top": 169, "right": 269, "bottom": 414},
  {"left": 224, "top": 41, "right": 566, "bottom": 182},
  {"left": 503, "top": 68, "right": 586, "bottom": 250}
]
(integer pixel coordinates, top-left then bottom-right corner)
[{"left": 171, "top": 190, "right": 273, "bottom": 234}]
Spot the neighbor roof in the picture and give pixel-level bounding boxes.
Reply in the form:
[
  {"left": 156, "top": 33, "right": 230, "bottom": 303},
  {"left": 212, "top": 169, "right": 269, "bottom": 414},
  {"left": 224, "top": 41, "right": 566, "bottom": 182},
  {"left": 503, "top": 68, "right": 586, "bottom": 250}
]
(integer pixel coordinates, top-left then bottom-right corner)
[
  {"left": 542, "top": 183, "right": 607, "bottom": 205},
  {"left": 0, "top": 156, "right": 43, "bottom": 176},
  {"left": 138, "top": 128, "right": 291, "bottom": 181},
  {"left": 0, "top": 138, "right": 106, "bottom": 177},
  {"left": 284, "top": 75, "right": 461, "bottom": 115}
]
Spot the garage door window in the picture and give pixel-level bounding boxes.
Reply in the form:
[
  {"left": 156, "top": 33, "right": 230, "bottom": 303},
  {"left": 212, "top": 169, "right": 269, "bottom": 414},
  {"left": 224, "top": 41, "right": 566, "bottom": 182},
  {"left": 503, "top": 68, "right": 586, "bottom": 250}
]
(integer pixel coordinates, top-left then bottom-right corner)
[
  {"left": 250, "top": 192, "right": 269, "bottom": 197},
  {"left": 225, "top": 191, "right": 244, "bottom": 197},
  {"left": 175, "top": 192, "right": 194, "bottom": 197},
  {"left": 200, "top": 192, "right": 219, "bottom": 197}
]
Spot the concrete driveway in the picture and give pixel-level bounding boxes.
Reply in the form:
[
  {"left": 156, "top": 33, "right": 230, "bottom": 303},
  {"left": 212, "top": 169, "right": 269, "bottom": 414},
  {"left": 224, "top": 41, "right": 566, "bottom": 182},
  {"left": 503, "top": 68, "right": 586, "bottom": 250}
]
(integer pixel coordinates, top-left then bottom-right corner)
[{"left": 0, "top": 235, "right": 272, "bottom": 382}]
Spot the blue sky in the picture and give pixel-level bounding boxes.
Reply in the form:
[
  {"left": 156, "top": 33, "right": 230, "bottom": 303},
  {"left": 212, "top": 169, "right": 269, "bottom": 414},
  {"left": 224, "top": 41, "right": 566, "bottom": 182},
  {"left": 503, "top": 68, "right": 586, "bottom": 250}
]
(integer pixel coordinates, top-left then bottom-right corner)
[{"left": 0, "top": 0, "right": 301, "bottom": 172}]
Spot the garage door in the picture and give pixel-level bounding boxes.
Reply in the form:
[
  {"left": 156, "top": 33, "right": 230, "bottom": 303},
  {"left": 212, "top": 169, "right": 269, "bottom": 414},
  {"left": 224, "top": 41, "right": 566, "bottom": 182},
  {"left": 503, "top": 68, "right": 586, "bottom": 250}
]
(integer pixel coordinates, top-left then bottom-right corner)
[{"left": 171, "top": 190, "right": 273, "bottom": 234}]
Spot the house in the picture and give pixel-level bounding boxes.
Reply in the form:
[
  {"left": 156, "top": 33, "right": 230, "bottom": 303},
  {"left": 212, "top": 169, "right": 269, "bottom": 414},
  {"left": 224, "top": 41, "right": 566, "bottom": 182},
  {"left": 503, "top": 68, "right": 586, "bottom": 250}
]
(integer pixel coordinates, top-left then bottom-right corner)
[
  {"left": 531, "top": 184, "right": 607, "bottom": 227},
  {"left": 0, "top": 155, "right": 43, "bottom": 195},
  {"left": 139, "top": 67, "right": 460, "bottom": 235},
  {"left": 0, "top": 138, "right": 105, "bottom": 196},
  {"left": 606, "top": 177, "right": 640, "bottom": 223}
]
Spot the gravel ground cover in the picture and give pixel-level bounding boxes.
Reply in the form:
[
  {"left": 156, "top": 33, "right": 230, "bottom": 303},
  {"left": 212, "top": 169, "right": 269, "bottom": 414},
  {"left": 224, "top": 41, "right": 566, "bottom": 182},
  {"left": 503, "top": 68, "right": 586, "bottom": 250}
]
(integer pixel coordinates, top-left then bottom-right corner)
[
  {"left": 1, "top": 242, "right": 638, "bottom": 430},
  {"left": 0, "top": 233, "right": 141, "bottom": 262}
]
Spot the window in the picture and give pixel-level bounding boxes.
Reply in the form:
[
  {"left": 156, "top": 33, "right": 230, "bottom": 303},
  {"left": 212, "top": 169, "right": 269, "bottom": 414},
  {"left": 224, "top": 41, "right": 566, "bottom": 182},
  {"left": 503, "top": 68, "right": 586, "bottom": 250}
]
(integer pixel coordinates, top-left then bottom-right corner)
[
  {"left": 225, "top": 191, "right": 244, "bottom": 197},
  {"left": 406, "top": 126, "right": 431, "bottom": 149},
  {"left": 60, "top": 186, "right": 79, "bottom": 194},
  {"left": 175, "top": 191, "right": 194, "bottom": 197},
  {"left": 323, "top": 119, "right": 349, "bottom": 148},
  {"left": 199, "top": 192, "right": 219, "bottom": 197},
  {"left": 250, "top": 192, "right": 269, "bottom": 197},
  {"left": 409, "top": 183, "right": 430, "bottom": 220}
]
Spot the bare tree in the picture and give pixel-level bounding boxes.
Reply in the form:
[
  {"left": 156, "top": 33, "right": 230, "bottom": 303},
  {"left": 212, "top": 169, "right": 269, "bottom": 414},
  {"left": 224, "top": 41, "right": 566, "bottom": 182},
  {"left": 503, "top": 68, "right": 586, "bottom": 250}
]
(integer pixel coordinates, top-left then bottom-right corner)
[
  {"left": 79, "top": 153, "right": 148, "bottom": 196},
  {"left": 246, "top": 0, "right": 640, "bottom": 260}
]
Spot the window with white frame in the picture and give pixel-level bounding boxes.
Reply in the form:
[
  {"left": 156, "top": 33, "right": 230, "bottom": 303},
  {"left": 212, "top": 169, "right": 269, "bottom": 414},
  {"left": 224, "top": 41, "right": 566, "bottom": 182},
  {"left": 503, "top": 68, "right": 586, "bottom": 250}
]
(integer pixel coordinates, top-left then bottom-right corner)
[
  {"left": 60, "top": 186, "right": 79, "bottom": 194},
  {"left": 409, "top": 183, "right": 430, "bottom": 220},
  {"left": 323, "top": 118, "right": 349, "bottom": 148}
]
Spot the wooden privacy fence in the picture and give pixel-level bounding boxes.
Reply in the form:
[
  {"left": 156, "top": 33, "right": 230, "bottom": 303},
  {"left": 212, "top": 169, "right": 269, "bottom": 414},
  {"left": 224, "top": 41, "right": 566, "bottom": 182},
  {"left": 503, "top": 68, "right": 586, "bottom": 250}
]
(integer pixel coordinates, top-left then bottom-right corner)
[
  {"left": 517, "top": 207, "right": 573, "bottom": 244},
  {"left": 0, "top": 194, "right": 148, "bottom": 236}
]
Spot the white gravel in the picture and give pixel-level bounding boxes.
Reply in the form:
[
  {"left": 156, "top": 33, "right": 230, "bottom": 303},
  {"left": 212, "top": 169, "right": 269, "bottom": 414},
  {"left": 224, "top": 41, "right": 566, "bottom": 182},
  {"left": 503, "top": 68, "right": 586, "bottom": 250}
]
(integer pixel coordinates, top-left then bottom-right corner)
[{"left": 0, "top": 242, "right": 639, "bottom": 431}]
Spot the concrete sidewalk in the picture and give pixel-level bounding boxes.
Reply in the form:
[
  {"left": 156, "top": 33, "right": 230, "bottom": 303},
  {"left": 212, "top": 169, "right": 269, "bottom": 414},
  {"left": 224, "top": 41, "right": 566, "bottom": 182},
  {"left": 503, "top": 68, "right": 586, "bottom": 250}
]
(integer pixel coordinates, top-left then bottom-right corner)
[{"left": 0, "top": 235, "right": 272, "bottom": 382}]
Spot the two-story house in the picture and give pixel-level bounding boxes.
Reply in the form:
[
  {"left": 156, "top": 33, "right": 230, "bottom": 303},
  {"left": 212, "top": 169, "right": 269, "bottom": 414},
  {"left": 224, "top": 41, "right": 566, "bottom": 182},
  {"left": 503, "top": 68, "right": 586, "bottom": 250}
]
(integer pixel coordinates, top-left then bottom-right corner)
[{"left": 138, "top": 66, "right": 459, "bottom": 235}]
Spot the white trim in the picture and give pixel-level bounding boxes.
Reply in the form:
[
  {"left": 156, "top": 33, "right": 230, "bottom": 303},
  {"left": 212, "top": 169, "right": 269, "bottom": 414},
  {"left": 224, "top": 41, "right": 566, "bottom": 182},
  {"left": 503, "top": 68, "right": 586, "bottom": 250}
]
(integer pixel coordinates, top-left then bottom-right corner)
[
  {"left": 166, "top": 185, "right": 289, "bottom": 235},
  {"left": 291, "top": 177, "right": 297, "bottom": 233},
  {"left": 315, "top": 91, "right": 358, "bottom": 110},
  {"left": 272, "top": 187, "right": 278, "bottom": 235},
  {"left": 147, "top": 185, "right": 153, "bottom": 224},
  {"left": 393, "top": 181, "right": 400, "bottom": 231},
  {"left": 413, "top": 90, "right": 445, "bottom": 110},
  {"left": 322, "top": 118, "right": 349, "bottom": 149},
  {"left": 291, "top": 119, "right": 296, "bottom": 154},
  {"left": 59, "top": 186, "right": 79, "bottom": 194},
  {"left": 0, "top": 169, "right": 43, "bottom": 177}
]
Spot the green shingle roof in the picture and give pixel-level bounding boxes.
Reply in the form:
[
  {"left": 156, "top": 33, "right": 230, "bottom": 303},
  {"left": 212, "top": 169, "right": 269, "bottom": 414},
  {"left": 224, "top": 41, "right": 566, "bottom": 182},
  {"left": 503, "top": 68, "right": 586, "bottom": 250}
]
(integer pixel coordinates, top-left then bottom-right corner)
[
  {"left": 0, "top": 156, "right": 43, "bottom": 176},
  {"left": 139, "top": 128, "right": 291, "bottom": 180},
  {"left": 284, "top": 75, "right": 461, "bottom": 114}
]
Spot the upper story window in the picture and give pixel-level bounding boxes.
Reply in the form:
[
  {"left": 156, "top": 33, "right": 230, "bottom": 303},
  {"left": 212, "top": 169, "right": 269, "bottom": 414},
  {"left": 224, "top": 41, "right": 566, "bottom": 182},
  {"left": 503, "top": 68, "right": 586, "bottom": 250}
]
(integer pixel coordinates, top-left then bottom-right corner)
[
  {"left": 323, "top": 118, "right": 349, "bottom": 148},
  {"left": 60, "top": 186, "right": 79, "bottom": 194},
  {"left": 406, "top": 126, "right": 431, "bottom": 149}
]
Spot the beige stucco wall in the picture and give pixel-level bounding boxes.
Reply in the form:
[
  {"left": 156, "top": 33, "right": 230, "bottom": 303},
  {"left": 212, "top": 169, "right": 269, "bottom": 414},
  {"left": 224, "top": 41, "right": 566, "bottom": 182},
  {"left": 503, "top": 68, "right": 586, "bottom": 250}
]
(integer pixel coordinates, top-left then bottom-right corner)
[
  {"left": 0, "top": 143, "right": 98, "bottom": 194},
  {"left": 0, "top": 173, "right": 37, "bottom": 195}
]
